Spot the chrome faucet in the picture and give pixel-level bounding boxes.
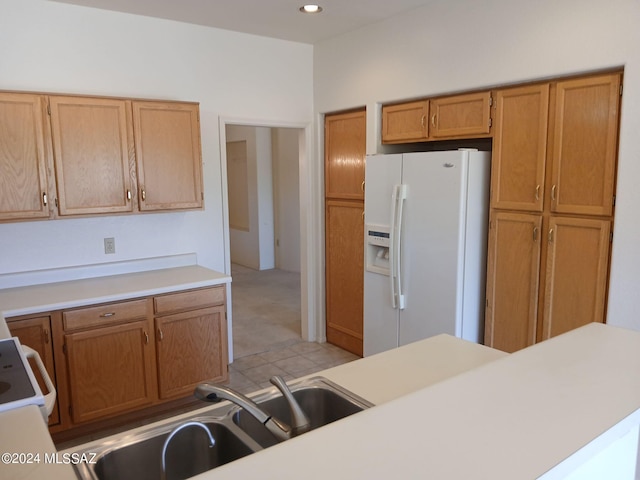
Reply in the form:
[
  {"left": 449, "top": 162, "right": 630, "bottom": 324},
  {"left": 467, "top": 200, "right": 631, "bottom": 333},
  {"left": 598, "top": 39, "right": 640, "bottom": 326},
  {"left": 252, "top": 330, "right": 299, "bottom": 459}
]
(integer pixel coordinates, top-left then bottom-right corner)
[
  {"left": 160, "top": 421, "right": 215, "bottom": 480},
  {"left": 195, "top": 375, "right": 310, "bottom": 441}
]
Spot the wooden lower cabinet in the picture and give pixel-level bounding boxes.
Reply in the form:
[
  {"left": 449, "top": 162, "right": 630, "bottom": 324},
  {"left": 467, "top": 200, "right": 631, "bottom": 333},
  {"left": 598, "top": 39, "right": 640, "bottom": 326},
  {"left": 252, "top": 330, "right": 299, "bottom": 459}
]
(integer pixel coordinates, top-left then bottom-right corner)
[
  {"left": 156, "top": 305, "right": 227, "bottom": 399},
  {"left": 541, "top": 217, "right": 611, "bottom": 340},
  {"left": 485, "top": 213, "right": 612, "bottom": 353},
  {"left": 45, "top": 285, "right": 228, "bottom": 434},
  {"left": 325, "top": 199, "right": 364, "bottom": 356},
  {"left": 7, "top": 315, "right": 60, "bottom": 426},
  {"left": 484, "top": 212, "right": 542, "bottom": 353},
  {"left": 64, "top": 319, "right": 156, "bottom": 424}
]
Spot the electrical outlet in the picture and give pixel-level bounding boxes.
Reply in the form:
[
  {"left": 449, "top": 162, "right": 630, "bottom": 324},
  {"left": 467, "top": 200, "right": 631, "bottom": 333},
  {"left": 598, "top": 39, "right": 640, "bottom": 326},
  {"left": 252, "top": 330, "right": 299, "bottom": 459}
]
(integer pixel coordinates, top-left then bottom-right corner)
[{"left": 104, "top": 237, "right": 116, "bottom": 255}]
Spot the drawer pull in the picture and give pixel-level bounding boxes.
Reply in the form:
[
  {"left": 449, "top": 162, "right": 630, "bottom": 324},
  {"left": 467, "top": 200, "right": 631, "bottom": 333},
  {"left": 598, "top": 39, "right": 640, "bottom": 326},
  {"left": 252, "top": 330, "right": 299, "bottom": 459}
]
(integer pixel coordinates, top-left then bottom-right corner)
[
  {"left": 143, "top": 331, "right": 149, "bottom": 345},
  {"left": 99, "top": 312, "right": 116, "bottom": 318},
  {"left": 158, "top": 328, "right": 164, "bottom": 341}
]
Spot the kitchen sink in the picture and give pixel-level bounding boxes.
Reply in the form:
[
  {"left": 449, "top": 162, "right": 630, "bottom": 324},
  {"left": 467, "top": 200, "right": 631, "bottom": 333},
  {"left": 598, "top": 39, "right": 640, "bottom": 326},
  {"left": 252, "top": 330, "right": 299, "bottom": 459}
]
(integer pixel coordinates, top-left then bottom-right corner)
[
  {"left": 232, "top": 378, "right": 372, "bottom": 447},
  {"left": 71, "top": 377, "right": 372, "bottom": 480},
  {"left": 73, "top": 417, "right": 260, "bottom": 480}
]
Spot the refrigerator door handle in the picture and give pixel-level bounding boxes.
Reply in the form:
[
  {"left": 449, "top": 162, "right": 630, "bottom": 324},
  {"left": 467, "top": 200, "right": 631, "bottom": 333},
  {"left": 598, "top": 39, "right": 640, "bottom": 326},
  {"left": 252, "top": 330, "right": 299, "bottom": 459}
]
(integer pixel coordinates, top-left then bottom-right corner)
[
  {"left": 390, "top": 184, "right": 407, "bottom": 310},
  {"left": 389, "top": 185, "right": 399, "bottom": 309},
  {"left": 395, "top": 184, "right": 407, "bottom": 310}
]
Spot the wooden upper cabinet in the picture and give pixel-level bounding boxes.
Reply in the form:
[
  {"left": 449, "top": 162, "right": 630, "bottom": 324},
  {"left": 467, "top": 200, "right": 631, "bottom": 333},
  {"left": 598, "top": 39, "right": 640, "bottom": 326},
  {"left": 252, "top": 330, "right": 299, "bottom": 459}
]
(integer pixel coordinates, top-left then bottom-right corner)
[
  {"left": 381, "top": 91, "right": 492, "bottom": 144},
  {"left": 484, "top": 212, "right": 542, "bottom": 353},
  {"left": 381, "top": 101, "right": 428, "bottom": 143},
  {"left": 541, "top": 217, "right": 611, "bottom": 340},
  {"left": 325, "top": 109, "right": 366, "bottom": 199},
  {"left": 132, "top": 101, "right": 203, "bottom": 211},
  {"left": 491, "top": 84, "right": 550, "bottom": 212},
  {"left": 49, "top": 96, "right": 134, "bottom": 216},
  {"left": 549, "top": 73, "right": 621, "bottom": 216},
  {"left": 429, "top": 91, "right": 492, "bottom": 138},
  {"left": 0, "top": 93, "right": 51, "bottom": 221}
]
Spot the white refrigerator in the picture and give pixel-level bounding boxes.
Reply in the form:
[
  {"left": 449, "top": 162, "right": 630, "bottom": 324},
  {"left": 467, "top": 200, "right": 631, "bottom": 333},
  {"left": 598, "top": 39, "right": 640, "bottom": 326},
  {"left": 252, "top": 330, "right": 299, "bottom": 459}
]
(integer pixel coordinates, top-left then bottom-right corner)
[{"left": 363, "top": 149, "right": 490, "bottom": 356}]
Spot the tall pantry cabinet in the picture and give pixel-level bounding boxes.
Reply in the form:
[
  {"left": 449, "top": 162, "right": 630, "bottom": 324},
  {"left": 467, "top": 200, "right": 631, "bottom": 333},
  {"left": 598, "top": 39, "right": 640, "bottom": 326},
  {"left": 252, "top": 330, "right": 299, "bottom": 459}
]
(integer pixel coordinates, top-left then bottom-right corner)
[
  {"left": 485, "top": 72, "right": 622, "bottom": 353},
  {"left": 324, "top": 109, "right": 366, "bottom": 356}
]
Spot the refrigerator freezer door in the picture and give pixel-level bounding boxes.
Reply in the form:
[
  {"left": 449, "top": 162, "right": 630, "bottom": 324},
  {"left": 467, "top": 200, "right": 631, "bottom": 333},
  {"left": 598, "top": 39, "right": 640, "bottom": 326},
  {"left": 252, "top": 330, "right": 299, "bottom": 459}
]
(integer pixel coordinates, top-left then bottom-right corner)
[
  {"left": 399, "top": 151, "right": 469, "bottom": 345},
  {"left": 363, "top": 154, "right": 402, "bottom": 356}
]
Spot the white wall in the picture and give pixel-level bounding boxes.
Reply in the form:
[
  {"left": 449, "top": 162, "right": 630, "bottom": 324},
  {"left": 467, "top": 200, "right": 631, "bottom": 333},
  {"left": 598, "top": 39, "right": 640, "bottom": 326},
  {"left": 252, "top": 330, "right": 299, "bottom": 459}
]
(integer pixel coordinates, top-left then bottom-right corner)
[
  {"left": 313, "top": 0, "right": 640, "bottom": 333},
  {"left": 272, "top": 128, "right": 301, "bottom": 273},
  {"left": 0, "top": 0, "right": 312, "bottom": 283}
]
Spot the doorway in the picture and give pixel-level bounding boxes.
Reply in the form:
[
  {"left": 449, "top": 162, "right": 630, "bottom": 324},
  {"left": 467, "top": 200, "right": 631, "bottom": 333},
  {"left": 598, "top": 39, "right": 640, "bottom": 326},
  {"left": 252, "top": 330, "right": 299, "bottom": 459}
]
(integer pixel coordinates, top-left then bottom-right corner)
[{"left": 223, "top": 123, "right": 305, "bottom": 361}]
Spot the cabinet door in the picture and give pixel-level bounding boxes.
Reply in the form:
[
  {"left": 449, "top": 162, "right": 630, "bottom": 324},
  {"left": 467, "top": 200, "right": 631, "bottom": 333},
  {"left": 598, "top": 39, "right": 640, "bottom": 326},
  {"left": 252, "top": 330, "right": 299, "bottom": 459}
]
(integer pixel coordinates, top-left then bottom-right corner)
[
  {"left": 49, "top": 96, "right": 134, "bottom": 215},
  {"left": 325, "top": 199, "right": 364, "bottom": 356},
  {"left": 484, "top": 212, "right": 542, "bottom": 353},
  {"left": 132, "top": 101, "right": 203, "bottom": 211},
  {"left": 541, "top": 217, "right": 611, "bottom": 340},
  {"left": 7, "top": 316, "right": 59, "bottom": 426},
  {"left": 491, "top": 84, "right": 549, "bottom": 212},
  {"left": 65, "top": 320, "right": 156, "bottom": 424},
  {"left": 429, "top": 91, "right": 492, "bottom": 138},
  {"left": 325, "top": 109, "right": 366, "bottom": 199},
  {"left": 549, "top": 74, "right": 621, "bottom": 216},
  {"left": 155, "top": 305, "right": 227, "bottom": 400},
  {"left": 0, "top": 93, "right": 51, "bottom": 220},
  {"left": 381, "top": 101, "right": 428, "bottom": 144}
]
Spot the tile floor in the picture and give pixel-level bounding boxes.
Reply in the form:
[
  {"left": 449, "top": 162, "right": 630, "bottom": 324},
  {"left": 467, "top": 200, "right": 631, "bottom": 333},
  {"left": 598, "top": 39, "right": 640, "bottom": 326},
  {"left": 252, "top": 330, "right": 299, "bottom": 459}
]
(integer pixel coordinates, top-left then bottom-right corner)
[{"left": 227, "top": 264, "right": 360, "bottom": 394}]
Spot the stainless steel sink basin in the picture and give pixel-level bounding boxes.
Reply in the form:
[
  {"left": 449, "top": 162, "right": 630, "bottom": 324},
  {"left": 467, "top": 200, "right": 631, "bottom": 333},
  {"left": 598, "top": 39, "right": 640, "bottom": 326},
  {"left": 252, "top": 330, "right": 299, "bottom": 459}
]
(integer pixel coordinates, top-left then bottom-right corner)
[
  {"left": 73, "top": 417, "right": 260, "bottom": 480},
  {"left": 232, "top": 377, "right": 373, "bottom": 448},
  {"left": 71, "top": 377, "right": 372, "bottom": 480}
]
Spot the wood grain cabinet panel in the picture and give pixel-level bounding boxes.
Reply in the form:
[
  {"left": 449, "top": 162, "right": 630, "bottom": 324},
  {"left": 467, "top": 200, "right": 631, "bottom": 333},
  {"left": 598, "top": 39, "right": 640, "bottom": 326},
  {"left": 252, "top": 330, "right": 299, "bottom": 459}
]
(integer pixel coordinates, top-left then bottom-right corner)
[
  {"left": 429, "top": 91, "right": 492, "bottom": 138},
  {"left": 49, "top": 96, "right": 134, "bottom": 216},
  {"left": 132, "top": 101, "right": 203, "bottom": 211},
  {"left": 64, "top": 320, "right": 156, "bottom": 424},
  {"left": 325, "top": 109, "right": 366, "bottom": 199},
  {"left": 7, "top": 315, "right": 60, "bottom": 425},
  {"left": 0, "top": 93, "right": 51, "bottom": 221},
  {"left": 542, "top": 217, "right": 611, "bottom": 340},
  {"left": 491, "top": 84, "right": 549, "bottom": 212},
  {"left": 381, "top": 91, "right": 492, "bottom": 144},
  {"left": 484, "top": 212, "right": 542, "bottom": 353},
  {"left": 325, "top": 199, "right": 364, "bottom": 356},
  {"left": 550, "top": 74, "right": 621, "bottom": 216},
  {"left": 155, "top": 305, "right": 227, "bottom": 400},
  {"left": 381, "top": 100, "right": 429, "bottom": 144}
]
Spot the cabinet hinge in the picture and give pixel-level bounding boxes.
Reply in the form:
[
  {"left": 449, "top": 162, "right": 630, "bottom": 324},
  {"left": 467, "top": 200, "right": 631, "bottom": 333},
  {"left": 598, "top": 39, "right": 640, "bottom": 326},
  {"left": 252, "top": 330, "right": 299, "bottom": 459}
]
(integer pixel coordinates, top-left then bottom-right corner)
[
  {"left": 610, "top": 231, "right": 614, "bottom": 242},
  {"left": 489, "top": 95, "right": 493, "bottom": 107},
  {"left": 47, "top": 103, "right": 51, "bottom": 115},
  {"left": 620, "top": 84, "right": 623, "bottom": 96},
  {"left": 201, "top": 192, "right": 204, "bottom": 201},
  {"left": 613, "top": 195, "right": 616, "bottom": 206},
  {"left": 488, "top": 117, "right": 492, "bottom": 128}
]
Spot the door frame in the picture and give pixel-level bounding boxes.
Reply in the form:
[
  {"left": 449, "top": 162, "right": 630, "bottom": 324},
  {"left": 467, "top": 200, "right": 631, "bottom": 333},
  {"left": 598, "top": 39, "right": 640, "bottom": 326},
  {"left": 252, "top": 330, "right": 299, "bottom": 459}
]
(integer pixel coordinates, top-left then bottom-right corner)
[{"left": 219, "top": 116, "right": 324, "bottom": 358}]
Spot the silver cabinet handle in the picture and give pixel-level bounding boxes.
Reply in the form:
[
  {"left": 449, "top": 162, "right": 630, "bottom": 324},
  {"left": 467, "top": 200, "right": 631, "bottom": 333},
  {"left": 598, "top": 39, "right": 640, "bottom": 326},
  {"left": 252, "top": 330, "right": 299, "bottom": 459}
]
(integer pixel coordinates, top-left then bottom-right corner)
[
  {"left": 158, "top": 328, "right": 164, "bottom": 341},
  {"left": 431, "top": 113, "right": 437, "bottom": 127},
  {"left": 99, "top": 312, "right": 116, "bottom": 318},
  {"left": 535, "top": 185, "right": 540, "bottom": 201},
  {"left": 533, "top": 227, "right": 539, "bottom": 241},
  {"left": 143, "top": 331, "right": 149, "bottom": 345},
  {"left": 126, "top": 189, "right": 131, "bottom": 201},
  {"left": 141, "top": 188, "right": 146, "bottom": 201},
  {"left": 551, "top": 185, "right": 557, "bottom": 201},
  {"left": 42, "top": 192, "right": 48, "bottom": 206},
  {"left": 548, "top": 228, "right": 554, "bottom": 243}
]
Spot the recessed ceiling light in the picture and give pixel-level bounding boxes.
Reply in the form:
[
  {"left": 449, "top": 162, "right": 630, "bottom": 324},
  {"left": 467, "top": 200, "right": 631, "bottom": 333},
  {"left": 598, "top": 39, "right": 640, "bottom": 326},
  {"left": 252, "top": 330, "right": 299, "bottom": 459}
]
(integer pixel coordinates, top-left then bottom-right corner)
[{"left": 299, "top": 5, "right": 323, "bottom": 14}]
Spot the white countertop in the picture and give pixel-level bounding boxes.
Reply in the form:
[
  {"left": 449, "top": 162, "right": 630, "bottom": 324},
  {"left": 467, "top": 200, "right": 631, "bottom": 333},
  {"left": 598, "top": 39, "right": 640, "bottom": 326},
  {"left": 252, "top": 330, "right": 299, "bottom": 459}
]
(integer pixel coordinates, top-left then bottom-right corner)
[
  {"left": 0, "top": 264, "right": 231, "bottom": 479},
  {"left": 198, "top": 323, "right": 640, "bottom": 480}
]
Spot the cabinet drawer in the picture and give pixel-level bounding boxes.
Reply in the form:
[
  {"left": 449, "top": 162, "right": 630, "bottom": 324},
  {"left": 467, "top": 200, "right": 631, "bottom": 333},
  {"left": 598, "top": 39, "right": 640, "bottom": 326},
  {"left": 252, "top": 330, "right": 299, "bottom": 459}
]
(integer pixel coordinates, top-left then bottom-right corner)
[
  {"left": 63, "top": 299, "right": 148, "bottom": 331},
  {"left": 154, "top": 286, "right": 224, "bottom": 315}
]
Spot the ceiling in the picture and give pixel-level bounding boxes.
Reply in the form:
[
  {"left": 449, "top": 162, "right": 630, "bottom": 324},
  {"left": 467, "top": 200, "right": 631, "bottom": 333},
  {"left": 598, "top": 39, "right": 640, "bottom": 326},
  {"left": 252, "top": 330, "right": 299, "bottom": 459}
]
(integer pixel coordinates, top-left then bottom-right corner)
[{"left": 48, "top": 0, "right": 437, "bottom": 44}]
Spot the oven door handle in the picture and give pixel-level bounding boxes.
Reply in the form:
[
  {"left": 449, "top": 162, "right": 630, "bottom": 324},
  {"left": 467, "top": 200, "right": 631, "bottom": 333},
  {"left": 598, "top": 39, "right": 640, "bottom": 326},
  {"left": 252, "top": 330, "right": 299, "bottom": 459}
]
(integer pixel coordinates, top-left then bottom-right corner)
[{"left": 22, "top": 345, "right": 57, "bottom": 419}]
